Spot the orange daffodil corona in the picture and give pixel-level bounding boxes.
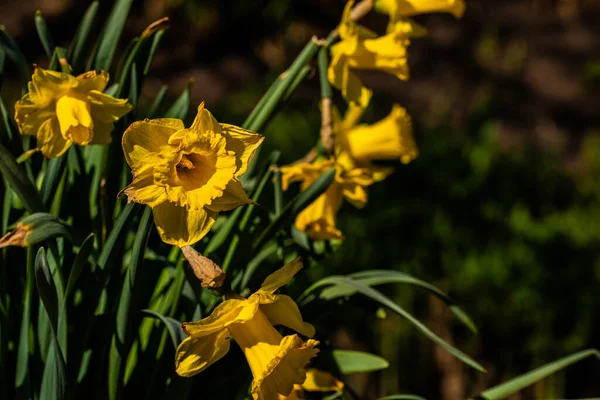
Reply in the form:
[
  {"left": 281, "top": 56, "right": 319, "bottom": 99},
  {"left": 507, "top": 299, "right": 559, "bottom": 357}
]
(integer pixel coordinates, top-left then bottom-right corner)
[
  {"left": 121, "top": 103, "right": 263, "bottom": 247},
  {"left": 175, "top": 258, "right": 319, "bottom": 400},
  {"left": 280, "top": 160, "right": 374, "bottom": 240},
  {"left": 14, "top": 67, "right": 132, "bottom": 158}
]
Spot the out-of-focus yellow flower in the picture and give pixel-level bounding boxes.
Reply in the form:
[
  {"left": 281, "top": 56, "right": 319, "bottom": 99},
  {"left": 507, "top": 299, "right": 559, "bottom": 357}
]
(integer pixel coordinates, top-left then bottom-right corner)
[
  {"left": 121, "top": 103, "right": 263, "bottom": 247},
  {"left": 281, "top": 160, "right": 374, "bottom": 240},
  {"left": 334, "top": 104, "right": 417, "bottom": 182},
  {"left": 328, "top": 1, "right": 410, "bottom": 107},
  {"left": 14, "top": 67, "right": 131, "bottom": 158},
  {"left": 278, "top": 369, "right": 344, "bottom": 399},
  {"left": 175, "top": 258, "right": 319, "bottom": 400},
  {"left": 375, "top": 0, "right": 466, "bottom": 20}
]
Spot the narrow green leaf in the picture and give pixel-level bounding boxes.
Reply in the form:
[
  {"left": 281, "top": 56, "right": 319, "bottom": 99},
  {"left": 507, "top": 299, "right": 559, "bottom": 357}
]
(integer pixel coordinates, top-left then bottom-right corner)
[
  {"left": 147, "top": 85, "right": 168, "bottom": 118},
  {"left": 164, "top": 79, "right": 193, "bottom": 119},
  {"left": 92, "top": 0, "right": 133, "bottom": 71},
  {"left": 143, "top": 30, "right": 165, "bottom": 76},
  {"left": 35, "top": 11, "right": 55, "bottom": 59},
  {"left": 65, "top": 233, "right": 95, "bottom": 300},
  {"left": 97, "top": 202, "right": 139, "bottom": 273},
  {"left": 35, "top": 248, "right": 58, "bottom": 331},
  {"left": 0, "top": 144, "right": 45, "bottom": 213},
  {"left": 0, "top": 27, "right": 30, "bottom": 90},
  {"left": 68, "top": 1, "right": 99, "bottom": 73},
  {"left": 318, "top": 46, "right": 332, "bottom": 98},
  {"left": 1, "top": 95, "right": 17, "bottom": 141},
  {"left": 377, "top": 396, "right": 427, "bottom": 400},
  {"left": 141, "top": 309, "right": 186, "bottom": 349},
  {"left": 15, "top": 247, "right": 36, "bottom": 389},
  {"left": 307, "top": 276, "right": 486, "bottom": 373},
  {"left": 475, "top": 349, "right": 600, "bottom": 400},
  {"left": 40, "top": 156, "right": 66, "bottom": 205},
  {"left": 252, "top": 168, "right": 336, "bottom": 252},
  {"left": 333, "top": 350, "right": 389, "bottom": 375}
]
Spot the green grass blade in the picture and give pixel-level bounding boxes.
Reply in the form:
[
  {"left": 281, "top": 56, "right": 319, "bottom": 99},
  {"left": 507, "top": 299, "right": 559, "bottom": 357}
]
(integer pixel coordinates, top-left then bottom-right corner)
[
  {"left": 92, "top": 0, "right": 133, "bottom": 71},
  {"left": 147, "top": 85, "right": 168, "bottom": 118},
  {"left": 143, "top": 30, "right": 165, "bottom": 76},
  {"left": 333, "top": 350, "right": 389, "bottom": 375},
  {"left": 164, "top": 80, "right": 193, "bottom": 119},
  {"left": 34, "top": 11, "right": 55, "bottom": 60},
  {"left": 15, "top": 247, "right": 36, "bottom": 390},
  {"left": 65, "top": 234, "right": 95, "bottom": 299},
  {"left": 474, "top": 349, "right": 600, "bottom": 400},
  {"left": 97, "top": 202, "right": 139, "bottom": 273},
  {"left": 141, "top": 309, "right": 186, "bottom": 349},
  {"left": 40, "top": 156, "right": 66, "bottom": 206},
  {"left": 378, "top": 396, "right": 427, "bottom": 400},
  {"left": 68, "top": 1, "right": 99, "bottom": 73},
  {"left": 252, "top": 168, "right": 336, "bottom": 253},
  {"left": 0, "top": 143, "right": 45, "bottom": 213},
  {"left": 0, "top": 27, "right": 30, "bottom": 91},
  {"left": 1, "top": 95, "right": 17, "bottom": 141}
]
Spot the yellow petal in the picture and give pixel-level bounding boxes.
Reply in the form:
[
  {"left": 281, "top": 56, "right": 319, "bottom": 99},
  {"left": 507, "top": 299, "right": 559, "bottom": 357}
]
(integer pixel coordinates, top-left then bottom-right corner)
[
  {"left": 205, "top": 178, "right": 254, "bottom": 212},
  {"left": 342, "top": 104, "right": 365, "bottom": 131},
  {"left": 122, "top": 119, "right": 182, "bottom": 172},
  {"left": 294, "top": 184, "right": 344, "bottom": 240},
  {"left": 277, "top": 386, "right": 304, "bottom": 400},
  {"left": 328, "top": 50, "right": 373, "bottom": 108},
  {"left": 152, "top": 201, "right": 217, "bottom": 247},
  {"left": 183, "top": 298, "right": 258, "bottom": 336},
  {"left": 121, "top": 173, "right": 167, "bottom": 208},
  {"left": 219, "top": 123, "right": 264, "bottom": 177},
  {"left": 55, "top": 93, "right": 94, "bottom": 145},
  {"left": 88, "top": 90, "right": 132, "bottom": 123},
  {"left": 27, "top": 67, "right": 74, "bottom": 107},
  {"left": 175, "top": 329, "right": 230, "bottom": 377},
  {"left": 302, "top": 369, "right": 344, "bottom": 392},
  {"left": 375, "top": 0, "right": 465, "bottom": 19},
  {"left": 75, "top": 70, "right": 110, "bottom": 92},
  {"left": 259, "top": 257, "right": 303, "bottom": 295},
  {"left": 88, "top": 120, "right": 115, "bottom": 145},
  {"left": 260, "top": 294, "right": 315, "bottom": 338},
  {"left": 251, "top": 335, "right": 319, "bottom": 400},
  {"left": 280, "top": 160, "right": 335, "bottom": 191},
  {"left": 37, "top": 117, "right": 72, "bottom": 159},
  {"left": 14, "top": 94, "right": 55, "bottom": 136},
  {"left": 189, "top": 102, "right": 222, "bottom": 134}
]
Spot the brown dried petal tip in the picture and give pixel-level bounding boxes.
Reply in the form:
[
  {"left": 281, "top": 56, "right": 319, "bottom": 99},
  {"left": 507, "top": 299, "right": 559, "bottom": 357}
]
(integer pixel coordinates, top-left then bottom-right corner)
[
  {"left": 181, "top": 246, "right": 226, "bottom": 289},
  {"left": 0, "top": 223, "right": 30, "bottom": 249}
]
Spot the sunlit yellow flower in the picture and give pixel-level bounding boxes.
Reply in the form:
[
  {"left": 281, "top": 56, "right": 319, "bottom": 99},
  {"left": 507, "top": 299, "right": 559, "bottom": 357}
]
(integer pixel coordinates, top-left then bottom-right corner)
[
  {"left": 278, "top": 369, "right": 344, "bottom": 400},
  {"left": 281, "top": 160, "right": 374, "bottom": 240},
  {"left": 328, "top": 1, "right": 410, "bottom": 107},
  {"left": 175, "top": 258, "right": 319, "bottom": 400},
  {"left": 121, "top": 103, "right": 264, "bottom": 247},
  {"left": 375, "top": 0, "right": 466, "bottom": 20},
  {"left": 334, "top": 104, "right": 417, "bottom": 182},
  {"left": 14, "top": 67, "right": 131, "bottom": 158}
]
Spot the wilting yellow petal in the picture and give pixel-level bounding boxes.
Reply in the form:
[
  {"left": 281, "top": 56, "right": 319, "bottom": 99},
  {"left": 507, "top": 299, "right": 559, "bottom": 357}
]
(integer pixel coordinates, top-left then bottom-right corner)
[
  {"left": 260, "top": 294, "right": 316, "bottom": 338},
  {"left": 259, "top": 257, "right": 303, "bottom": 295},
  {"left": 175, "top": 329, "right": 231, "bottom": 377},
  {"left": 88, "top": 91, "right": 132, "bottom": 126},
  {"left": 14, "top": 95, "right": 55, "bottom": 136},
  {"left": 375, "top": 0, "right": 465, "bottom": 19},
  {"left": 220, "top": 123, "right": 264, "bottom": 177},
  {"left": 205, "top": 179, "right": 254, "bottom": 212},
  {"left": 55, "top": 92, "right": 94, "bottom": 145},
  {"left": 152, "top": 201, "right": 217, "bottom": 247},
  {"left": 121, "top": 172, "right": 167, "bottom": 208},
  {"left": 27, "top": 67, "right": 74, "bottom": 107},
  {"left": 302, "top": 369, "right": 344, "bottom": 392},
  {"left": 37, "top": 117, "right": 72, "bottom": 159},
  {"left": 122, "top": 119, "right": 181, "bottom": 172}
]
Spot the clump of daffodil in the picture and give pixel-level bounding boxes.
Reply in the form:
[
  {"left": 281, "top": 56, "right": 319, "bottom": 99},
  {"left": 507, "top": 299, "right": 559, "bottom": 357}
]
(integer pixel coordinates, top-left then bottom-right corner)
[
  {"left": 281, "top": 159, "right": 374, "bottom": 240},
  {"left": 375, "top": 0, "right": 465, "bottom": 21},
  {"left": 175, "top": 258, "right": 319, "bottom": 400},
  {"left": 121, "top": 103, "right": 264, "bottom": 247},
  {"left": 334, "top": 104, "right": 418, "bottom": 182},
  {"left": 278, "top": 368, "right": 344, "bottom": 400},
  {"left": 14, "top": 67, "right": 131, "bottom": 158},
  {"left": 328, "top": 0, "right": 411, "bottom": 107}
]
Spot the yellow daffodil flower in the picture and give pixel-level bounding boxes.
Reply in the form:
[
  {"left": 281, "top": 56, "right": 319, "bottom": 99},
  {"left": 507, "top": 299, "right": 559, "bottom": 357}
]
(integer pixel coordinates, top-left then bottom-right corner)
[
  {"left": 334, "top": 104, "right": 418, "bottom": 181},
  {"left": 14, "top": 67, "right": 131, "bottom": 158},
  {"left": 281, "top": 160, "right": 374, "bottom": 240},
  {"left": 375, "top": 0, "right": 465, "bottom": 20},
  {"left": 120, "top": 103, "right": 264, "bottom": 247},
  {"left": 278, "top": 368, "right": 344, "bottom": 400},
  {"left": 175, "top": 258, "right": 319, "bottom": 400},
  {"left": 328, "top": 1, "right": 410, "bottom": 107}
]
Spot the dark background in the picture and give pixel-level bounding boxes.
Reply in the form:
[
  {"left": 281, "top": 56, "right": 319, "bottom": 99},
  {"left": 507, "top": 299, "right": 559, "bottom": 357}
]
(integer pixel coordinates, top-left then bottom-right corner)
[{"left": 2, "top": 0, "right": 600, "bottom": 398}]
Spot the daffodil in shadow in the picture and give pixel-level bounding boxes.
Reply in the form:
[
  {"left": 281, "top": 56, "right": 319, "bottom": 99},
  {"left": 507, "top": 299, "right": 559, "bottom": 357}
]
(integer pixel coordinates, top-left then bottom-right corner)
[
  {"left": 14, "top": 67, "right": 131, "bottom": 158},
  {"left": 175, "top": 258, "right": 319, "bottom": 400},
  {"left": 280, "top": 160, "right": 374, "bottom": 240},
  {"left": 334, "top": 104, "right": 418, "bottom": 182},
  {"left": 120, "top": 102, "right": 263, "bottom": 247},
  {"left": 328, "top": 0, "right": 411, "bottom": 107},
  {"left": 375, "top": 0, "right": 465, "bottom": 21},
  {"left": 278, "top": 368, "right": 344, "bottom": 400}
]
